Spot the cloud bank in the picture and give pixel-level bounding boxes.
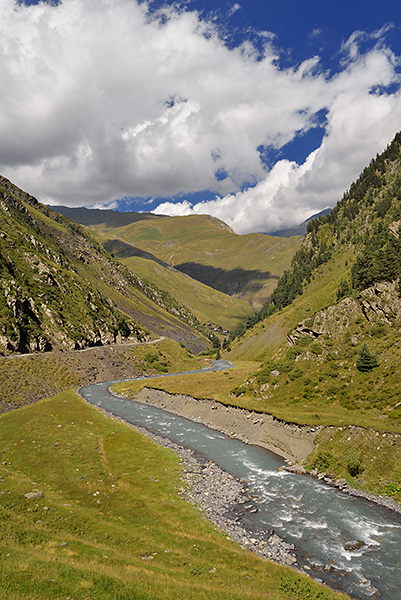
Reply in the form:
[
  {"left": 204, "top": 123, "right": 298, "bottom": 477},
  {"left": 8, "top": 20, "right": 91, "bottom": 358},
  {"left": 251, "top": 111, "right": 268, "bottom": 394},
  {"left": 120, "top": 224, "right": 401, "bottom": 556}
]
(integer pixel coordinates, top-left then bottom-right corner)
[{"left": 0, "top": 0, "right": 400, "bottom": 233}]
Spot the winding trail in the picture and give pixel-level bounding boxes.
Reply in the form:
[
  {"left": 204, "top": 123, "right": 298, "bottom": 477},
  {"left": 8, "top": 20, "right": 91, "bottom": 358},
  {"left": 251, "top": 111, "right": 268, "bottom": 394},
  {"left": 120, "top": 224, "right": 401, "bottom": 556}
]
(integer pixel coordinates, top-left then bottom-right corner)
[{"left": 5, "top": 335, "right": 167, "bottom": 360}]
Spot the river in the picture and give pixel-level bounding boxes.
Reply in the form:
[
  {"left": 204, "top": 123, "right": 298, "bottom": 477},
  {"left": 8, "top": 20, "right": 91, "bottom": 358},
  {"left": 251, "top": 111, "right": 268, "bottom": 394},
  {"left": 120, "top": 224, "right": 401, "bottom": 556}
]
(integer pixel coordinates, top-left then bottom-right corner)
[{"left": 79, "top": 362, "right": 401, "bottom": 600}]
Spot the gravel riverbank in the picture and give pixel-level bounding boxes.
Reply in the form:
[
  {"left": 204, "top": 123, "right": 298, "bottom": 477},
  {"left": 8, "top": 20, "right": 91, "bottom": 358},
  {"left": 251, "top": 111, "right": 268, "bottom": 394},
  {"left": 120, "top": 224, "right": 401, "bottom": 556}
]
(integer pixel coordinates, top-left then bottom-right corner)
[
  {"left": 129, "top": 386, "right": 316, "bottom": 463},
  {"left": 89, "top": 399, "right": 298, "bottom": 568},
  {"left": 143, "top": 427, "right": 298, "bottom": 567}
]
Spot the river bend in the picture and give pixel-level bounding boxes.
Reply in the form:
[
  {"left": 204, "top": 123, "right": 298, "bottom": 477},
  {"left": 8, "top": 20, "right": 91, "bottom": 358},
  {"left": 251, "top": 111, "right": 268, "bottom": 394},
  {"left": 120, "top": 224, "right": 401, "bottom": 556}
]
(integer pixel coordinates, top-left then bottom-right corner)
[{"left": 79, "top": 364, "right": 401, "bottom": 600}]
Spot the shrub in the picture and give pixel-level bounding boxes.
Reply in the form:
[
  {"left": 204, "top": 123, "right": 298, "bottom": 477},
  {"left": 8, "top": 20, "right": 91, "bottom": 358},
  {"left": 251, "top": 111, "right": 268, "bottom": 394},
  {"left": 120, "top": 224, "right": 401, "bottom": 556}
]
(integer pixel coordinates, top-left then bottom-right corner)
[
  {"left": 313, "top": 450, "right": 335, "bottom": 472},
  {"left": 347, "top": 453, "right": 364, "bottom": 477},
  {"left": 231, "top": 385, "right": 245, "bottom": 397},
  {"left": 336, "top": 279, "right": 351, "bottom": 301},
  {"left": 384, "top": 483, "right": 401, "bottom": 496},
  {"left": 310, "top": 342, "right": 323, "bottom": 355}
]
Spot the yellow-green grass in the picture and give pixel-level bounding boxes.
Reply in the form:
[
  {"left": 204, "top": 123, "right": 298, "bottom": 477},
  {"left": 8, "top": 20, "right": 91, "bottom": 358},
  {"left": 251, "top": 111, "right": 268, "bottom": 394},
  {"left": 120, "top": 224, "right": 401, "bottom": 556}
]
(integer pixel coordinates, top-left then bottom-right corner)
[
  {"left": 88, "top": 214, "right": 302, "bottom": 311},
  {"left": 229, "top": 246, "right": 356, "bottom": 362},
  {"left": 308, "top": 427, "right": 401, "bottom": 502},
  {"left": 113, "top": 361, "right": 259, "bottom": 405},
  {"left": 225, "top": 242, "right": 401, "bottom": 434},
  {"left": 226, "top": 362, "right": 401, "bottom": 433},
  {"left": 0, "top": 354, "right": 79, "bottom": 413},
  {"left": 77, "top": 260, "right": 184, "bottom": 326},
  {"left": 0, "top": 391, "right": 347, "bottom": 600},
  {"left": 124, "top": 337, "right": 209, "bottom": 374},
  {"left": 117, "top": 255, "right": 252, "bottom": 331},
  {"left": 0, "top": 338, "right": 205, "bottom": 413},
  {"left": 76, "top": 260, "right": 209, "bottom": 350}
]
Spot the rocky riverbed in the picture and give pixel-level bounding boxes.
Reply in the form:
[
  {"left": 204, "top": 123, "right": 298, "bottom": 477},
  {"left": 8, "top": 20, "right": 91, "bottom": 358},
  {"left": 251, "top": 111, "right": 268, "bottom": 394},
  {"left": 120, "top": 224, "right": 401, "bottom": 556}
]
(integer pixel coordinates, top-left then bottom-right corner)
[
  {"left": 91, "top": 401, "right": 298, "bottom": 568},
  {"left": 280, "top": 464, "right": 401, "bottom": 514}
]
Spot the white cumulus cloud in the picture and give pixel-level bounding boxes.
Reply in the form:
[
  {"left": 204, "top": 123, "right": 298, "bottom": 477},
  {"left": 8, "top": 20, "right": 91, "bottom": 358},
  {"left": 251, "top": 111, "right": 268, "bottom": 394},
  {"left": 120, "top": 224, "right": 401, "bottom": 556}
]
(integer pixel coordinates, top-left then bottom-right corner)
[{"left": 0, "top": 0, "right": 400, "bottom": 233}]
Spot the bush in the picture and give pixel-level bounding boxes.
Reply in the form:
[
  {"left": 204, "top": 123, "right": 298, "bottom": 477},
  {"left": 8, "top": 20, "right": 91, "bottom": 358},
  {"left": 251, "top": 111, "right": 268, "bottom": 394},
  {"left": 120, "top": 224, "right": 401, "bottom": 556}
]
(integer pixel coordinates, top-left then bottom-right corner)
[
  {"left": 347, "top": 454, "right": 364, "bottom": 477},
  {"left": 313, "top": 450, "right": 335, "bottom": 472},
  {"left": 231, "top": 385, "right": 246, "bottom": 397},
  {"left": 310, "top": 342, "right": 323, "bottom": 355},
  {"left": 336, "top": 279, "right": 351, "bottom": 301},
  {"left": 384, "top": 483, "right": 401, "bottom": 496}
]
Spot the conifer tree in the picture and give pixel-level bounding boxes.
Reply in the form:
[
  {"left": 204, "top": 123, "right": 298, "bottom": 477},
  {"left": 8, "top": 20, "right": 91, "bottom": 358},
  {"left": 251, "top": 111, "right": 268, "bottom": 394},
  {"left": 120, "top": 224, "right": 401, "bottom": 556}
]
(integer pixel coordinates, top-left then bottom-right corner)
[{"left": 356, "top": 342, "right": 379, "bottom": 372}]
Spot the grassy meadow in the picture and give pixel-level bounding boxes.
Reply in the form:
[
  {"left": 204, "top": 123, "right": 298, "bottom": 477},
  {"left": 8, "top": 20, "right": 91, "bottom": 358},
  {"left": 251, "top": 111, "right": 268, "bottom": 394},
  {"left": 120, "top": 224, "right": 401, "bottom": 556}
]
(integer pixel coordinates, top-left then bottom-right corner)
[
  {"left": 0, "top": 391, "right": 348, "bottom": 600},
  {"left": 88, "top": 213, "right": 301, "bottom": 312},
  {"left": 0, "top": 338, "right": 204, "bottom": 413},
  {"left": 113, "top": 361, "right": 259, "bottom": 406},
  {"left": 115, "top": 255, "right": 252, "bottom": 332}
]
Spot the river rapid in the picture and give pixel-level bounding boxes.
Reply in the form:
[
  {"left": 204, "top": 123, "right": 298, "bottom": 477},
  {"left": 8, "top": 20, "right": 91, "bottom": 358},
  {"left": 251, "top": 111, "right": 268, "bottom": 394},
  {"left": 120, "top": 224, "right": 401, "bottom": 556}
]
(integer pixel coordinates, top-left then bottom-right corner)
[{"left": 79, "top": 362, "right": 401, "bottom": 600}]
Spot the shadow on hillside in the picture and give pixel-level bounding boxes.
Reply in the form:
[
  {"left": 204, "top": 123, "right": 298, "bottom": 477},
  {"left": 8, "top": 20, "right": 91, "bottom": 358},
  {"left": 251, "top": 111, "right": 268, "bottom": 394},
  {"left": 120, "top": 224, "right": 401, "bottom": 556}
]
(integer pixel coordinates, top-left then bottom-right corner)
[
  {"left": 50, "top": 205, "right": 166, "bottom": 228},
  {"left": 103, "top": 239, "right": 170, "bottom": 268},
  {"left": 175, "top": 262, "right": 279, "bottom": 295}
]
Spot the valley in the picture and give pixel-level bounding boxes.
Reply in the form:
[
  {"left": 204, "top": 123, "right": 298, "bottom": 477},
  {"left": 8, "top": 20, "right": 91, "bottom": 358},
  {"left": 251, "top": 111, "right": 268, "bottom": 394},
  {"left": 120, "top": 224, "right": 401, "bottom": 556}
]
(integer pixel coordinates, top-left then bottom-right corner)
[
  {"left": 53, "top": 206, "right": 301, "bottom": 315},
  {"left": 2, "top": 132, "right": 401, "bottom": 599}
]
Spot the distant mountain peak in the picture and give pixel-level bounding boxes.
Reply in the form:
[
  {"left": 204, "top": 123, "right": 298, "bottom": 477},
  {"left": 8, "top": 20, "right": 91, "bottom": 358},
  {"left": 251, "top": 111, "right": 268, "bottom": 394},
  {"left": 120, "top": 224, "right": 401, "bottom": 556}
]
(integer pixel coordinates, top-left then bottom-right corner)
[{"left": 268, "top": 208, "right": 332, "bottom": 238}]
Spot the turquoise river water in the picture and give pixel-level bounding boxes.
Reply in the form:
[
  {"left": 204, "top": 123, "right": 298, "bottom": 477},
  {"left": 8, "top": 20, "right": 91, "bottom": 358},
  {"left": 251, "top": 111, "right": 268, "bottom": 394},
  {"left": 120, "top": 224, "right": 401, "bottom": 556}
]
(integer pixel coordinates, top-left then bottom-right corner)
[{"left": 79, "top": 362, "right": 401, "bottom": 600}]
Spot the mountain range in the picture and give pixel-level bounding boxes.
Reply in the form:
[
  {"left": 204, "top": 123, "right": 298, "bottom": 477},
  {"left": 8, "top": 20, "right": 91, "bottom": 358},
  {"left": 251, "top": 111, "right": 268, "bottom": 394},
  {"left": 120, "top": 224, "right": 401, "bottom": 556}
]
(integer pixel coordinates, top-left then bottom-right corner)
[
  {"left": 50, "top": 206, "right": 302, "bottom": 315},
  {"left": 1, "top": 130, "right": 401, "bottom": 600}
]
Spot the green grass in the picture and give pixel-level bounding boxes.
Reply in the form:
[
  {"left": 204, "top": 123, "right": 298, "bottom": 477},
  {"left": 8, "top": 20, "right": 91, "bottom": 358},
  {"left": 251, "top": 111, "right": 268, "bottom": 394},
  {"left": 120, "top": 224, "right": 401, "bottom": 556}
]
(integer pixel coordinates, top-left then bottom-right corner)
[
  {"left": 125, "top": 338, "right": 208, "bottom": 375},
  {"left": 0, "top": 354, "right": 79, "bottom": 412},
  {"left": 0, "top": 392, "right": 347, "bottom": 600},
  {"left": 308, "top": 427, "right": 401, "bottom": 502},
  {"left": 88, "top": 213, "right": 301, "bottom": 313},
  {"left": 229, "top": 247, "right": 356, "bottom": 362},
  {"left": 0, "top": 338, "right": 206, "bottom": 413},
  {"left": 113, "top": 361, "right": 259, "bottom": 405},
  {"left": 118, "top": 255, "right": 252, "bottom": 331}
]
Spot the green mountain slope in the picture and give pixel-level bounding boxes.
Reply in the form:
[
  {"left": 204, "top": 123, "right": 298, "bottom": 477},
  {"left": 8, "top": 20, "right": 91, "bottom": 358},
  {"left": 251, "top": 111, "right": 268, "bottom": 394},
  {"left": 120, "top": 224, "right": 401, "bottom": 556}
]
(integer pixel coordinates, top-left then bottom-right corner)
[
  {"left": 223, "top": 132, "right": 401, "bottom": 501},
  {"left": 0, "top": 176, "right": 209, "bottom": 354},
  {"left": 54, "top": 208, "right": 301, "bottom": 313},
  {"left": 112, "top": 253, "right": 252, "bottom": 332}
]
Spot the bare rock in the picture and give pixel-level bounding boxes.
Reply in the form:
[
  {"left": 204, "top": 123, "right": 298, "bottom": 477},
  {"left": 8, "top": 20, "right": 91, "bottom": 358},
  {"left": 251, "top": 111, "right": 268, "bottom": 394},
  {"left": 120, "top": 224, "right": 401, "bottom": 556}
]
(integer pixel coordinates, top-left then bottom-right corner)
[
  {"left": 343, "top": 539, "right": 365, "bottom": 551},
  {"left": 25, "top": 491, "right": 44, "bottom": 500}
]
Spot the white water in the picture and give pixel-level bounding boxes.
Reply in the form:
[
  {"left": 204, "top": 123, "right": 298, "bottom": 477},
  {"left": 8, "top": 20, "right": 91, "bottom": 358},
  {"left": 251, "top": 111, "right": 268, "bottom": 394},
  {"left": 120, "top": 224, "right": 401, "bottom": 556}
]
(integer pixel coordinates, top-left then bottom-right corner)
[{"left": 80, "top": 369, "right": 401, "bottom": 600}]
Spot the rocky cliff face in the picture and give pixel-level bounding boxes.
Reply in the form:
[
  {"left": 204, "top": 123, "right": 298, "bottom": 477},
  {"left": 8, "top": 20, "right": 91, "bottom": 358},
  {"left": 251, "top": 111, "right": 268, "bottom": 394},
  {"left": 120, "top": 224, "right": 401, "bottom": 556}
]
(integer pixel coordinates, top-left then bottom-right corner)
[
  {"left": 288, "top": 281, "right": 401, "bottom": 346},
  {"left": 0, "top": 175, "right": 207, "bottom": 354}
]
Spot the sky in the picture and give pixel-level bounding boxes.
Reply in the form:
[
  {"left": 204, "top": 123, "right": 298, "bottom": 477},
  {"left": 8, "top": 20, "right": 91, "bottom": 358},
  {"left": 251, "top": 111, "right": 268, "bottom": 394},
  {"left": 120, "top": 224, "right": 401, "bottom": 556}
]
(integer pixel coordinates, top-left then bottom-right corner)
[{"left": 1, "top": 0, "right": 401, "bottom": 234}]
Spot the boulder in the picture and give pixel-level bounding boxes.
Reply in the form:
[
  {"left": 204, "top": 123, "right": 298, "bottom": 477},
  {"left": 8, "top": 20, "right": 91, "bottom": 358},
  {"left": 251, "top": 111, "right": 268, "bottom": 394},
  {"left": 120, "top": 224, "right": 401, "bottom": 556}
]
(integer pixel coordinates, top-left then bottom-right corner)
[
  {"left": 343, "top": 540, "right": 365, "bottom": 551},
  {"left": 25, "top": 491, "right": 44, "bottom": 500}
]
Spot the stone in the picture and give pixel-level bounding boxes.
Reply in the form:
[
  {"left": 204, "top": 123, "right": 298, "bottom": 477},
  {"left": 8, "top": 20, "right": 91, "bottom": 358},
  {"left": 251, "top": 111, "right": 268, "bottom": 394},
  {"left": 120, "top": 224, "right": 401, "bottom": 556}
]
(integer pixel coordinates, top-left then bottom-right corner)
[
  {"left": 24, "top": 491, "right": 44, "bottom": 500},
  {"left": 343, "top": 540, "right": 365, "bottom": 551},
  {"left": 285, "top": 464, "right": 307, "bottom": 475}
]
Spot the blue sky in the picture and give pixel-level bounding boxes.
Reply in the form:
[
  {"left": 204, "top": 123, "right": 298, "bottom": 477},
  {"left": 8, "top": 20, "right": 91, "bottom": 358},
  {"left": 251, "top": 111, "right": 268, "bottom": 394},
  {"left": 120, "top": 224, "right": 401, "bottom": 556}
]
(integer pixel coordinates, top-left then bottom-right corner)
[{"left": 2, "top": 0, "right": 401, "bottom": 232}]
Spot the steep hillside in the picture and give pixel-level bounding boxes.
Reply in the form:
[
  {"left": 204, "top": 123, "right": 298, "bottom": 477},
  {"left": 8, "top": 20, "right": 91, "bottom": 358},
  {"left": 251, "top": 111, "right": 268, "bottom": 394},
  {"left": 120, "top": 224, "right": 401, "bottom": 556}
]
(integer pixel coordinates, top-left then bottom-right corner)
[
  {"left": 0, "top": 176, "right": 209, "bottom": 354},
  {"left": 55, "top": 208, "right": 301, "bottom": 312},
  {"left": 223, "top": 132, "right": 401, "bottom": 501},
  {"left": 269, "top": 208, "right": 332, "bottom": 238},
  {"left": 110, "top": 252, "right": 252, "bottom": 332}
]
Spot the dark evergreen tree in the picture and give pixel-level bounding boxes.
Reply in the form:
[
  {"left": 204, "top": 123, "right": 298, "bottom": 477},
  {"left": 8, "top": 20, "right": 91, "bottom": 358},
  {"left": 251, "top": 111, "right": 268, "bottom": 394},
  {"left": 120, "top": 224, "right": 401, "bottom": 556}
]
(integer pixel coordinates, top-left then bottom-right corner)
[
  {"left": 356, "top": 342, "right": 379, "bottom": 372},
  {"left": 336, "top": 279, "right": 351, "bottom": 301}
]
